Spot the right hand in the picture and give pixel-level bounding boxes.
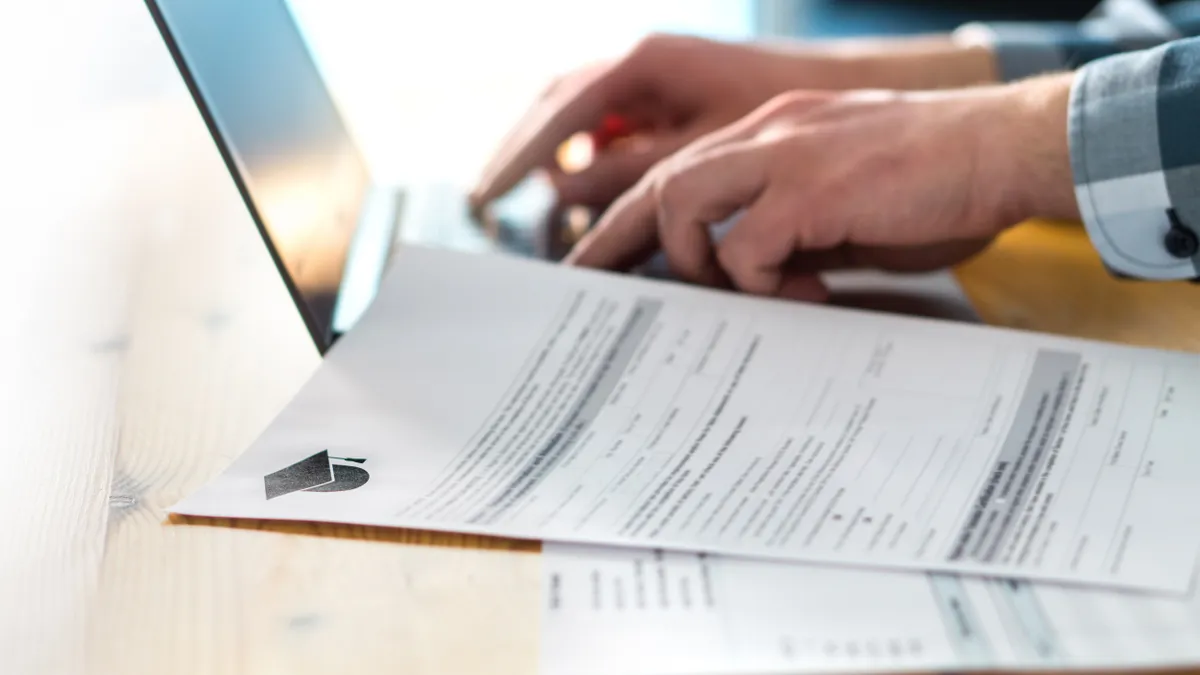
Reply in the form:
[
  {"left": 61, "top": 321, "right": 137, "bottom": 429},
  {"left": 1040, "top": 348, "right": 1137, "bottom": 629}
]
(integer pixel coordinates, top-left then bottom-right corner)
[
  {"left": 468, "top": 34, "right": 848, "bottom": 211},
  {"left": 566, "top": 74, "right": 1079, "bottom": 300}
]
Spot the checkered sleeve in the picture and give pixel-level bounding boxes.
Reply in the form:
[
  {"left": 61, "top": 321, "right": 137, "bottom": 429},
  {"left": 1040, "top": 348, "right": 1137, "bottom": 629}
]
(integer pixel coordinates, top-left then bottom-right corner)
[
  {"left": 1070, "top": 36, "right": 1200, "bottom": 280},
  {"left": 1163, "top": 1, "right": 1200, "bottom": 39},
  {"left": 955, "top": 0, "right": 1181, "bottom": 81}
]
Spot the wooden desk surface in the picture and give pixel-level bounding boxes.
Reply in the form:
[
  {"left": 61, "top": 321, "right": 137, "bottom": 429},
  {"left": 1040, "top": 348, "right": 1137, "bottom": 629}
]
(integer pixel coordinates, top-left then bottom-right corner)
[{"left": 3, "top": 4, "right": 1199, "bottom": 675}]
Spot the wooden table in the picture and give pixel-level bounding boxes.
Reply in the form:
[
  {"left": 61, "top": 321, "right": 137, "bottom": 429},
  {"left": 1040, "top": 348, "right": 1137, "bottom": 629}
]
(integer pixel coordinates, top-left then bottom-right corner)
[{"left": 4, "top": 4, "right": 1199, "bottom": 675}]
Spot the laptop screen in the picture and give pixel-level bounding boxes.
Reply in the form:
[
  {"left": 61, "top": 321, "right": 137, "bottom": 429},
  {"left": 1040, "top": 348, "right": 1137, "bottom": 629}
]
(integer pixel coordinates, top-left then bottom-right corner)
[{"left": 146, "top": 0, "right": 369, "bottom": 353}]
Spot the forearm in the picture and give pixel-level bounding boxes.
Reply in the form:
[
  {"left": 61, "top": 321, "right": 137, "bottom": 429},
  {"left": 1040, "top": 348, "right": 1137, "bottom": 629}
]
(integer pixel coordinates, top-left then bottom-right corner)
[
  {"left": 823, "top": 34, "right": 1002, "bottom": 89},
  {"left": 993, "top": 72, "right": 1078, "bottom": 224},
  {"left": 974, "top": 35, "right": 1200, "bottom": 282},
  {"left": 765, "top": 34, "right": 1001, "bottom": 90},
  {"left": 809, "top": 0, "right": 1200, "bottom": 93},
  {"left": 772, "top": 0, "right": 1200, "bottom": 94}
]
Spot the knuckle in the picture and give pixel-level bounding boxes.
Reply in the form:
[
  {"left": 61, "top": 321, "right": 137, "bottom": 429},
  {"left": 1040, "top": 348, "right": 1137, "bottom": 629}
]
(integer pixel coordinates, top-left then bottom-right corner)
[
  {"left": 666, "top": 244, "right": 712, "bottom": 283},
  {"left": 629, "top": 32, "right": 680, "bottom": 57},
  {"left": 652, "top": 167, "right": 695, "bottom": 219},
  {"left": 794, "top": 216, "right": 834, "bottom": 251},
  {"left": 717, "top": 220, "right": 771, "bottom": 284},
  {"left": 609, "top": 34, "right": 681, "bottom": 96},
  {"left": 763, "top": 91, "right": 808, "bottom": 115},
  {"left": 756, "top": 120, "right": 802, "bottom": 148},
  {"left": 717, "top": 241, "right": 770, "bottom": 294},
  {"left": 760, "top": 90, "right": 835, "bottom": 121},
  {"left": 626, "top": 33, "right": 696, "bottom": 71},
  {"left": 538, "top": 74, "right": 564, "bottom": 99},
  {"left": 715, "top": 239, "right": 749, "bottom": 277},
  {"left": 791, "top": 214, "right": 816, "bottom": 246},
  {"left": 628, "top": 33, "right": 669, "bottom": 64}
]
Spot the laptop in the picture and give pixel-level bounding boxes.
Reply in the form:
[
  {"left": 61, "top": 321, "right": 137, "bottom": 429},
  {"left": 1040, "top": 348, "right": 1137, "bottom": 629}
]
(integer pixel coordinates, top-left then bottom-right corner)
[
  {"left": 145, "top": 0, "right": 980, "bottom": 356},
  {"left": 144, "top": 0, "right": 581, "bottom": 355}
]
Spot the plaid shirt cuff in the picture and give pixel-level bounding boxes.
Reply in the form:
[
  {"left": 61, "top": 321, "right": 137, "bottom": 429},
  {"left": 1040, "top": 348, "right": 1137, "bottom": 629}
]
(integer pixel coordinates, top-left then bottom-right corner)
[
  {"left": 955, "top": 0, "right": 1181, "bottom": 82},
  {"left": 1069, "top": 37, "right": 1200, "bottom": 280},
  {"left": 955, "top": 22, "right": 1114, "bottom": 81}
]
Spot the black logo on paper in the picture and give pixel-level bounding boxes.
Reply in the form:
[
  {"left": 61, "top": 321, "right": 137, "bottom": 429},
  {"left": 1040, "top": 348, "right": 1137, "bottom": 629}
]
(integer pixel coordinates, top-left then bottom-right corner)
[{"left": 264, "top": 450, "right": 369, "bottom": 500}]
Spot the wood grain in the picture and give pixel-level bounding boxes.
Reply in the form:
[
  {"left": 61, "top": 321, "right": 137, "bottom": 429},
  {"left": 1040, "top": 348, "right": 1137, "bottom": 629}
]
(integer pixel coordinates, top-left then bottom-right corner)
[
  {"left": 3, "top": 3, "right": 1199, "bottom": 674},
  {"left": 77, "top": 103, "right": 541, "bottom": 675},
  {"left": 957, "top": 221, "right": 1200, "bottom": 352}
]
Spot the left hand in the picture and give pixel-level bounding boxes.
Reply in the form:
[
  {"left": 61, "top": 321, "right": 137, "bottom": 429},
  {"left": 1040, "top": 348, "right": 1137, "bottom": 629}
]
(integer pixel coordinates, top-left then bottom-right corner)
[{"left": 565, "top": 74, "right": 1078, "bottom": 302}]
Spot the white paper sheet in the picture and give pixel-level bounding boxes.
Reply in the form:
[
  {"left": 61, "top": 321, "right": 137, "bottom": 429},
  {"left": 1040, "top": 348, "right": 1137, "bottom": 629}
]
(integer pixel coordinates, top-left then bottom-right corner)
[
  {"left": 172, "top": 246, "right": 1200, "bottom": 591},
  {"left": 541, "top": 542, "right": 1200, "bottom": 675}
]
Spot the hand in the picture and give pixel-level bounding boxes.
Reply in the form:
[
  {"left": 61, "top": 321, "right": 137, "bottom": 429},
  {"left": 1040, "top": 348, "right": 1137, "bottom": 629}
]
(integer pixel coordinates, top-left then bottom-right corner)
[
  {"left": 565, "top": 73, "right": 1079, "bottom": 301},
  {"left": 469, "top": 33, "right": 998, "bottom": 211}
]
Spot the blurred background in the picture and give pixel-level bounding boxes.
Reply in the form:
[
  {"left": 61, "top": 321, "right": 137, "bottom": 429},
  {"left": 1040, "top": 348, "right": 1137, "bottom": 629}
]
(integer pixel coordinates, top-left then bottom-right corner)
[
  {"left": 280, "top": 0, "right": 1099, "bottom": 186},
  {"left": 0, "top": 0, "right": 1101, "bottom": 194}
]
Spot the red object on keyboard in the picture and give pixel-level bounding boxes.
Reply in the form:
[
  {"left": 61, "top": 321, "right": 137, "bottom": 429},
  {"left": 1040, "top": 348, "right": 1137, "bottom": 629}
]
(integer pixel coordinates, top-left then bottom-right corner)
[{"left": 591, "top": 113, "right": 634, "bottom": 151}]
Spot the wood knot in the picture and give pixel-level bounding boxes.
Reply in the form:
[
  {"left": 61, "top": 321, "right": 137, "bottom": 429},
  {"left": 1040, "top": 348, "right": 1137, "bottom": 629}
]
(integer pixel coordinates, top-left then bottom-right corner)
[
  {"left": 288, "top": 614, "right": 321, "bottom": 631},
  {"left": 108, "top": 495, "right": 138, "bottom": 510}
]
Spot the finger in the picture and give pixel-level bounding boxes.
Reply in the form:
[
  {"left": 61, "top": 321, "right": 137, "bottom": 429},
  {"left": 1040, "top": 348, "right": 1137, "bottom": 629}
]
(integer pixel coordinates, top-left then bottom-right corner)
[
  {"left": 543, "top": 105, "right": 661, "bottom": 176},
  {"left": 475, "top": 75, "right": 577, "bottom": 198},
  {"left": 774, "top": 271, "right": 831, "bottom": 303},
  {"left": 655, "top": 140, "right": 769, "bottom": 286},
  {"left": 535, "top": 60, "right": 610, "bottom": 101},
  {"left": 471, "top": 61, "right": 632, "bottom": 208},
  {"left": 712, "top": 190, "right": 799, "bottom": 295},
  {"left": 640, "top": 97, "right": 829, "bottom": 284},
  {"left": 564, "top": 92, "right": 832, "bottom": 275},
  {"left": 564, "top": 178, "right": 659, "bottom": 271},
  {"left": 549, "top": 133, "right": 690, "bottom": 206}
]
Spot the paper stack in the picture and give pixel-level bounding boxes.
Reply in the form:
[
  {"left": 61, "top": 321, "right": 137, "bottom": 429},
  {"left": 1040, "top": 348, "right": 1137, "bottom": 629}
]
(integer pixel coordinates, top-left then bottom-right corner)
[{"left": 174, "top": 246, "right": 1200, "bottom": 674}]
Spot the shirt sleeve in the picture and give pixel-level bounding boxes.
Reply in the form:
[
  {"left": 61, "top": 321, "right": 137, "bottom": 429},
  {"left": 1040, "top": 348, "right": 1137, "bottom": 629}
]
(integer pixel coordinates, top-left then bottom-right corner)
[
  {"left": 1163, "top": 1, "right": 1200, "bottom": 39},
  {"left": 954, "top": 0, "right": 1181, "bottom": 81},
  {"left": 1069, "top": 36, "right": 1200, "bottom": 280}
]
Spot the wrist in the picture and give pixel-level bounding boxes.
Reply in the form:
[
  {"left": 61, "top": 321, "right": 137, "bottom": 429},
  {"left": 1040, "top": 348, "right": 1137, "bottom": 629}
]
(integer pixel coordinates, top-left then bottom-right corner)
[
  {"left": 822, "top": 37, "right": 1000, "bottom": 90},
  {"left": 988, "top": 72, "right": 1080, "bottom": 226}
]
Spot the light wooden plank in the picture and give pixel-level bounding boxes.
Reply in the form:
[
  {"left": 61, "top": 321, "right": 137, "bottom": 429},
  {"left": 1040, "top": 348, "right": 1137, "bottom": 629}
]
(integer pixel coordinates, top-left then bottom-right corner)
[
  {"left": 0, "top": 102, "right": 161, "bottom": 675},
  {"left": 66, "top": 99, "right": 539, "bottom": 675}
]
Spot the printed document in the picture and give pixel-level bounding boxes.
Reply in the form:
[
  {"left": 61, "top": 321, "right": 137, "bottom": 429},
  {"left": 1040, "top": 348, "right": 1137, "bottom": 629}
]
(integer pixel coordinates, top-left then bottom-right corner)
[
  {"left": 172, "top": 246, "right": 1200, "bottom": 591},
  {"left": 541, "top": 542, "right": 1200, "bottom": 675}
]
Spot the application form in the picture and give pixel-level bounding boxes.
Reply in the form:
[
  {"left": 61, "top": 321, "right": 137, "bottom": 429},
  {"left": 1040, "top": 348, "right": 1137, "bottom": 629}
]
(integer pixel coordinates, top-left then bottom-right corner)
[
  {"left": 541, "top": 542, "right": 1200, "bottom": 675},
  {"left": 172, "top": 246, "right": 1200, "bottom": 591}
]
